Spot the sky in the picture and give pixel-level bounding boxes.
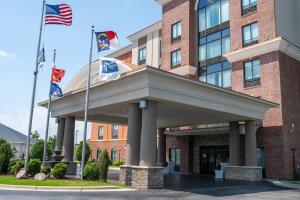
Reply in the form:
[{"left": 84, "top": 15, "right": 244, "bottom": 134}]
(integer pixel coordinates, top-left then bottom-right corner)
[{"left": 0, "top": 0, "right": 161, "bottom": 141}]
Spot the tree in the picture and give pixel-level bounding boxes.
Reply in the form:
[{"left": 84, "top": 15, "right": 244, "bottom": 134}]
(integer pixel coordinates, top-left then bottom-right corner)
[
  {"left": 31, "top": 131, "right": 40, "bottom": 141},
  {"left": 98, "top": 149, "right": 109, "bottom": 182},
  {"left": 48, "top": 136, "right": 56, "bottom": 153},
  {"left": 75, "top": 141, "right": 91, "bottom": 162},
  {"left": 30, "top": 140, "right": 51, "bottom": 161},
  {"left": 0, "top": 139, "right": 12, "bottom": 174}
]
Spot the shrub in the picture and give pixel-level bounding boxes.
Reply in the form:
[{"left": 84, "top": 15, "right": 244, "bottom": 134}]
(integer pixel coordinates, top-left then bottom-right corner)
[
  {"left": 98, "top": 149, "right": 109, "bottom": 182},
  {"left": 52, "top": 163, "right": 67, "bottom": 179},
  {"left": 0, "top": 139, "right": 12, "bottom": 174},
  {"left": 41, "top": 166, "right": 51, "bottom": 175},
  {"left": 28, "top": 159, "right": 41, "bottom": 176},
  {"left": 83, "top": 162, "right": 100, "bottom": 181},
  {"left": 112, "top": 160, "right": 124, "bottom": 167},
  {"left": 13, "top": 160, "right": 24, "bottom": 174},
  {"left": 8, "top": 160, "right": 18, "bottom": 174},
  {"left": 30, "top": 140, "right": 51, "bottom": 161},
  {"left": 75, "top": 141, "right": 91, "bottom": 162}
]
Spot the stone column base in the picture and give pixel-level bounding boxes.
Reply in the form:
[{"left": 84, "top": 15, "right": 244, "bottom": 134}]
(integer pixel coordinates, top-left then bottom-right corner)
[
  {"left": 120, "top": 165, "right": 164, "bottom": 189},
  {"left": 225, "top": 166, "right": 263, "bottom": 181}
]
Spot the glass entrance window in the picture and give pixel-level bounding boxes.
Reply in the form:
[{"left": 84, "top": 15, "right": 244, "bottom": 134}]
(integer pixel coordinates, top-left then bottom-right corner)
[{"left": 169, "top": 148, "right": 181, "bottom": 172}]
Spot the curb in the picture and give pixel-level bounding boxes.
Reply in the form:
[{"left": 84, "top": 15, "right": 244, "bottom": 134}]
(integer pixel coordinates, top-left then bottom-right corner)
[
  {"left": 266, "top": 180, "right": 300, "bottom": 189},
  {"left": 0, "top": 184, "right": 135, "bottom": 192}
]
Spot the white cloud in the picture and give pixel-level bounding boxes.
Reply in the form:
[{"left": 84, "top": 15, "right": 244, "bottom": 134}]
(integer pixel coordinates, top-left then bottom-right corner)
[
  {"left": 0, "top": 50, "right": 16, "bottom": 59},
  {"left": 0, "top": 107, "right": 91, "bottom": 141}
]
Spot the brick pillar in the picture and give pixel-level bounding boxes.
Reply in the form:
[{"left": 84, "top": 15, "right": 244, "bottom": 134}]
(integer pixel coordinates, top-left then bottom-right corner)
[
  {"left": 157, "top": 128, "right": 166, "bottom": 165},
  {"left": 229, "top": 121, "right": 241, "bottom": 166}
]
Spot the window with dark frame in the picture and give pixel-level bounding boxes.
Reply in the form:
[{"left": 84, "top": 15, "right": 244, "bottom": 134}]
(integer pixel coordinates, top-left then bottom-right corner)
[
  {"left": 97, "top": 149, "right": 102, "bottom": 159},
  {"left": 171, "top": 49, "right": 181, "bottom": 68},
  {"left": 242, "top": 22, "right": 259, "bottom": 46},
  {"left": 171, "top": 21, "right": 181, "bottom": 43},
  {"left": 138, "top": 47, "right": 147, "bottom": 65},
  {"left": 112, "top": 124, "right": 119, "bottom": 139},
  {"left": 244, "top": 59, "right": 261, "bottom": 87},
  {"left": 98, "top": 126, "right": 103, "bottom": 140},
  {"left": 241, "top": 0, "right": 257, "bottom": 15},
  {"left": 111, "top": 148, "right": 118, "bottom": 161}
]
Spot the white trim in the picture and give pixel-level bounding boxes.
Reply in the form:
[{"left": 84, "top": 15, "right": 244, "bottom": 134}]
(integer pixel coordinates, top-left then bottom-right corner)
[
  {"left": 224, "top": 37, "right": 300, "bottom": 63},
  {"left": 127, "top": 21, "right": 162, "bottom": 42},
  {"left": 170, "top": 65, "right": 197, "bottom": 76},
  {"left": 155, "top": 0, "right": 172, "bottom": 6}
]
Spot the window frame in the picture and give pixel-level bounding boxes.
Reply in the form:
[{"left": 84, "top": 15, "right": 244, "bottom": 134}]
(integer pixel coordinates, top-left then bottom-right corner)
[
  {"left": 98, "top": 126, "right": 104, "bottom": 140},
  {"left": 241, "top": 0, "right": 257, "bottom": 15},
  {"left": 242, "top": 22, "right": 259, "bottom": 47},
  {"left": 171, "top": 49, "right": 182, "bottom": 68},
  {"left": 111, "top": 148, "right": 118, "bottom": 161},
  {"left": 171, "top": 21, "right": 182, "bottom": 43},
  {"left": 138, "top": 47, "right": 147, "bottom": 65},
  {"left": 243, "top": 59, "right": 261, "bottom": 87}
]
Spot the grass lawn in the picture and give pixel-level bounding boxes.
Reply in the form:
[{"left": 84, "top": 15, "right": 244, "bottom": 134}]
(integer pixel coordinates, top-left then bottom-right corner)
[
  {"left": 0, "top": 176, "right": 124, "bottom": 187},
  {"left": 288, "top": 180, "right": 300, "bottom": 185}
]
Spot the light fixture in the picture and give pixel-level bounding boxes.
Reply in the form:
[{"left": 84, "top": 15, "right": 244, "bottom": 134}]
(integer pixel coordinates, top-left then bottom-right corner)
[{"left": 139, "top": 100, "right": 147, "bottom": 109}]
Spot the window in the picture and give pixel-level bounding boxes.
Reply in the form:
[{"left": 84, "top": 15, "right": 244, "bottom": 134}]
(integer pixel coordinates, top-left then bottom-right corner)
[
  {"left": 241, "top": 0, "right": 257, "bottom": 15},
  {"left": 171, "top": 21, "right": 181, "bottom": 42},
  {"left": 244, "top": 59, "right": 261, "bottom": 87},
  {"left": 199, "top": 28, "right": 230, "bottom": 61},
  {"left": 112, "top": 124, "right": 119, "bottom": 139},
  {"left": 171, "top": 49, "right": 181, "bottom": 68},
  {"left": 243, "top": 22, "right": 259, "bottom": 46},
  {"left": 139, "top": 48, "right": 147, "bottom": 64},
  {"left": 199, "top": 61, "right": 232, "bottom": 88},
  {"left": 98, "top": 126, "right": 103, "bottom": 140},
  {"left": 198, "top": 0, "right": 229, "bottom": 32},
  {"left": 111, "top": 148, "right": 118, "bottom": 161}
]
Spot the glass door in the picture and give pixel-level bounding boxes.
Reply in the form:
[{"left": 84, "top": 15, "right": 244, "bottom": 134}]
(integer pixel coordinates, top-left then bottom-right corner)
[{"left": 169, "top": 148, "right": 181, "bottom": 172}]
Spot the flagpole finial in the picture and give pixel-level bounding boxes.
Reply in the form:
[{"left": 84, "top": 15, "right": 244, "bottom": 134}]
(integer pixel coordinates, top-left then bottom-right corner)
[{"left": 92, "top": 25, "right": 95, "bottom": 30}]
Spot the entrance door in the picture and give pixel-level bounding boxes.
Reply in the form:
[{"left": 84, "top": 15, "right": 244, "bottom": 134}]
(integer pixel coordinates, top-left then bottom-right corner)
[
  {"left": 200, "top": 146, "right": 229, "bottom": 175},
  {"left": 169, "top": 148, "right": 181, "bottom": 172}
]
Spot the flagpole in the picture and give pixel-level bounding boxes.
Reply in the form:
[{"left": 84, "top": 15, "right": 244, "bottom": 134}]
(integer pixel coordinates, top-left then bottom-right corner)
[
  {"left": 42, "top": 49, "right": 56, "bottom": 166},
  {"left": 81, "top": 25, "right": 95, "bottom": 180},
  {"left": 25, "top": 0, "right": 46, "bottom": 175}
]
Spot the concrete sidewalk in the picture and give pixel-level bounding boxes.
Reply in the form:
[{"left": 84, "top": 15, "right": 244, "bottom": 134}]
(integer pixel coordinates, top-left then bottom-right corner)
[
  {"left": 266, "top": 179, "right": 300, "bottom": 189},
  {"left": 0, "top": 184, "right": 135, "bottom": 192}
]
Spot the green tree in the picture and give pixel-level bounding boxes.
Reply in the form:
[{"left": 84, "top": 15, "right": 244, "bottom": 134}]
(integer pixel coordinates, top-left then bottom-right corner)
[
  {"left": 75, "top": 141, "right": 91, "bottom": 162},
  {"left": 30, "top": 140, "right": 51, "bottom": 161},
  {"left": 98, "top": 149, "right": 109, "bottom": 182},
  {"left": 31, "top": 131, "right": 40, "bottom": 141},
  {"left": 48, "top": 136, "right": 56, "bottom": 153},
  {"left": 0, "top": 139, "right": 12, "bottom": 174}
]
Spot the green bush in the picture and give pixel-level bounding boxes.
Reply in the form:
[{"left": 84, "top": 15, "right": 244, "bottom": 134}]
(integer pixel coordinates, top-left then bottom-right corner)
[
  {"left": 8, "top": 160, "right": 18, "bottom": 174},
  {"left": 0, "top": 139, "right": 12, "bottom": 174},
  {"left": 98, "top": 149, "right": 109, "bottom": 182},
  {"left": 28, "top": 159, "right": 41, "bottom": 176},
  {"left": 52, "top": 163, "right": 67, "bottom": 179},
  {"left": 112, "top": 160, "right": 124, "bottom": 167},
  {"left": 83, "top": 162, "right": 100, "bottom": 181},
  {"left": 13, "top": 160, "right": 24, "bottom": 174},
  {"left": 41, "top": 166, "right": 51, "bottom": 175},
  {"left": 75, "top": 141, "right": 91, "bottom": 162},
  {"left": 30, "top": 140, "right": 51, "bottom": 161}
]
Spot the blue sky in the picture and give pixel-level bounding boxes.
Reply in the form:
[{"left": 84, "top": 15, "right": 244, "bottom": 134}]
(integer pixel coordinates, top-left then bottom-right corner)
[{"left": 0, "top": 0, "right": 161, "bottom": 140}]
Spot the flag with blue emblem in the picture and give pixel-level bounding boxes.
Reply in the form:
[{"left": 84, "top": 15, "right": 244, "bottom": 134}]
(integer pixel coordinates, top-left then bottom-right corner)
[
  {"left": 99, "top": 57, "right": 132, "bottom": 81},
  {"left": 50, "top": 83, "right": 63, "bottom": 97}
]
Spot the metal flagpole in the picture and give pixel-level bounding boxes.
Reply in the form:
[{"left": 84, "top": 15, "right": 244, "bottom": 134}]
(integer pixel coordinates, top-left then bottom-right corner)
[
  {"left": 25, "top": 0, "right": 46, "bottom": 175},
  {"left": 81, "top": 25, "right": 95, "bottom": 180},
  {"left": 42, "top": 49, "right": 56, "bottom": 166}
]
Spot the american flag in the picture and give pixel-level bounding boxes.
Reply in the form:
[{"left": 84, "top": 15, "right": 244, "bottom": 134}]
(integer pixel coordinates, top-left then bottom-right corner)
[{"left": 45, "top": 4, "right": 72, "bottom": 26}]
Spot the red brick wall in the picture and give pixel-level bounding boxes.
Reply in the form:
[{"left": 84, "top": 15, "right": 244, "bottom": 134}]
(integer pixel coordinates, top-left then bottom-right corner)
[
  {"left": 229, "top": 0, "right": 277, "bottom": 51},
  {"left": 279, "top": 52, "right": 300, "bottom": 179},
  {"left": 90, "top": 140, "right": 127, "bottom": 161},
  {"left": 166, "top": 135, "right": 191, "bottom": 173},
  {"left": 161, "top": 0, "right": 197, "bottom": 72}
]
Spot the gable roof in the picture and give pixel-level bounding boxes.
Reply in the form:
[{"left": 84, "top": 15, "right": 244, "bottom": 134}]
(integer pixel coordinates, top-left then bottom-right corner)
[{"left": 0, "top": 123, "right": 36, "bottom": 144}]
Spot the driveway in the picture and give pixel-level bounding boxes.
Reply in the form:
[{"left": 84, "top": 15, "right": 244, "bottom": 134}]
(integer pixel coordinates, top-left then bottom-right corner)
[{"left": 0, "top": 185, "right": 299, "bottom": 200}]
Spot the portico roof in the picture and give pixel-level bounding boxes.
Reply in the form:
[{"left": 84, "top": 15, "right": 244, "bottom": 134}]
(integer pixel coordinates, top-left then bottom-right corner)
[{"left": 39, "top": 66, "right": 277, "bottom": 128}]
